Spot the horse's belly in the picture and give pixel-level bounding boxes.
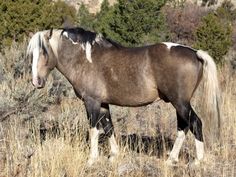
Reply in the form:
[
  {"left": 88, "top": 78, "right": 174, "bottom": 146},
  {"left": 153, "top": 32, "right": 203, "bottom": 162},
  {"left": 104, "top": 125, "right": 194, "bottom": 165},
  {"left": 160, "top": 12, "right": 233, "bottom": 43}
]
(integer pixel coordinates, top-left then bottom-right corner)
[
  {"left": 107, "top": 88, "right": 159, "bottom": 106},
  {"left": 104, "top": 69, "right": 158, "bottom": 106}
]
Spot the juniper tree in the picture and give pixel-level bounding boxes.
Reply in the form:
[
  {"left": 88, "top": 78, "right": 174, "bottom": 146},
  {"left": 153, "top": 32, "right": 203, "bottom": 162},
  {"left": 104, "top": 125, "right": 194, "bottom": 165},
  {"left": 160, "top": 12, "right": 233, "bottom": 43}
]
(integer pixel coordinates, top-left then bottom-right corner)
[
  {"left": 95, "top": 0, "right": 169, "bottom": 46},
  {"left": 194, "top": 5, "right": 233, "bottom": 66},
  {"left": 0, "top": 0, "right": 76, "bottom": 48}
]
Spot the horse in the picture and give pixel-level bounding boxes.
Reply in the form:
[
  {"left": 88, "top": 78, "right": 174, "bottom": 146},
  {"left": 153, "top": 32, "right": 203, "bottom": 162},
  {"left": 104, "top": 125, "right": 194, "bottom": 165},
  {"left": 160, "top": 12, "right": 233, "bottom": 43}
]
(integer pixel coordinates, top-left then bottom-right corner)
[{"left": 26, "top": 27, "right": 220, "bottom": 166}]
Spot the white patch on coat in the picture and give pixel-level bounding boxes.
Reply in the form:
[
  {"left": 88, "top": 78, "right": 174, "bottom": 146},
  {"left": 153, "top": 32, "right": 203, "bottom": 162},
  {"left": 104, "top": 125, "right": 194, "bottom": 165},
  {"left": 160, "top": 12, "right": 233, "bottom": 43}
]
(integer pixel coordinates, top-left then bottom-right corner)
[
  {"left": 62, "top": 31, "right": 92, "bottom": 63},
  {"left": 162, "top": 42, "right": 196, "bottom": 52},
  {"left": 167, "top": 130, "right": 186, "bottom": 162},
  {"left": 95, "top": 33, "right": 103, "bottom": 43},
  {"left": 62, "top": 31, "right": 68, "bottom": 38},
  {"left": 162, "top": 42, "right": 180, "bottom": 49},
  {"left": 62, "top": 31, "right": 78, "bottom": 45},
  {"left": 85, "top": 42, "right": 92, "bottom": 63}
]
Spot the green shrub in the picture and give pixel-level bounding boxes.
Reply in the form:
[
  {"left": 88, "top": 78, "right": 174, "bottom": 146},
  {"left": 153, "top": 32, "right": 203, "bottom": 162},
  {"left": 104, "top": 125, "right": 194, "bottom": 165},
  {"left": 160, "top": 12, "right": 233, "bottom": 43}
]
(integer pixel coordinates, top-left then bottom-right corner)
[
  {"left": 94, "top": 0, "right": 169, "bottom": 46},
  {"left": 0, "top": 0, "right": 77, "bottom": 49},
  {"left": 194, "top": 12, "right": 232, "bottom": 66}
]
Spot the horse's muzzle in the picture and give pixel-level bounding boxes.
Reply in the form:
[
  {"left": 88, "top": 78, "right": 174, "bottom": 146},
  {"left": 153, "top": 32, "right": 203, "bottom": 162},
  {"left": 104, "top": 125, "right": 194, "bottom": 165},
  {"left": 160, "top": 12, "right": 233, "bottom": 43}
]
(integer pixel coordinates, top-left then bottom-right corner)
[{"left": 32, "top": 76, "right": 45, "bottom": 89}]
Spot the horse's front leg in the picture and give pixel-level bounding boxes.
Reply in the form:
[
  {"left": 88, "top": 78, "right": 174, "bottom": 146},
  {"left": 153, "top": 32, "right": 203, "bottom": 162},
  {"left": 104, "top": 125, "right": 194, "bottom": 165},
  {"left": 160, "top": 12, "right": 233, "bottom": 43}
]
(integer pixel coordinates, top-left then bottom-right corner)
[
  {"left": 84, "top": 97, "right": 101, "bottom": 166},
  {"left": 100, "top": 104, "right": 119, "bottom": 161}
]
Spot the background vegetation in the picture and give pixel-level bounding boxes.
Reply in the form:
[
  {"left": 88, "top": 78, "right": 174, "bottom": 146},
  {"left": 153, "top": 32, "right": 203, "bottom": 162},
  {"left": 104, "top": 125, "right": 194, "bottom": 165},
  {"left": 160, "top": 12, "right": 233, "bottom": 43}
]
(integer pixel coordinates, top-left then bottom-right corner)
[
  {"left": 0, "top": 0, "right": 76, "bottom": 48},
  {"left": 194, "top": 1, "right": 235, "bottom": 65},
  {"left": 94, "top": 0, "right": 169, "bottom": 46},
  {"left": 0, "top": 0, "right": 236, "bottom": 176},
  {"left": 0, "top": 0, "right": 235, "bottom": 65}
]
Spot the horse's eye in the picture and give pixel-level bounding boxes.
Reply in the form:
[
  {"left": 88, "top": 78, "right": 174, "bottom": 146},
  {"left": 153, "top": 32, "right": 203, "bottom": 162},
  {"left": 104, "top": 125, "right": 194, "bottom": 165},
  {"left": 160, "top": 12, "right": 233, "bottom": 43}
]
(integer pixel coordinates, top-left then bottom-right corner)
[
  {"left": 43, "top": 50, "right": 47, "bottom": 56},
  {"left": 39, "top": 48, "right": 47, "bottom": 59}
]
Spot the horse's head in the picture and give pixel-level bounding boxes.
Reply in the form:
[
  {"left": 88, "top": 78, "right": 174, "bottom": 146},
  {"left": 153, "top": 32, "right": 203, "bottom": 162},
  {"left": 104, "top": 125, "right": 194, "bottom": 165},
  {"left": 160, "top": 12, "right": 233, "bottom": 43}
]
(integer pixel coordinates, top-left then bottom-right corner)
[{"left": 27, "top": 29, "right": 60, "bottom": 88}]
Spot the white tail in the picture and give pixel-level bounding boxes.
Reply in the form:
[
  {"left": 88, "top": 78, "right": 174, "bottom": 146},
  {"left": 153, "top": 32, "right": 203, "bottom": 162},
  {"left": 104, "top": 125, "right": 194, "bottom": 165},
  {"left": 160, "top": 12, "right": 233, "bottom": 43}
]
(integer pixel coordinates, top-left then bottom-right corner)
[{"left": 196, "top": 50, "right": 221, "bottom": 143}]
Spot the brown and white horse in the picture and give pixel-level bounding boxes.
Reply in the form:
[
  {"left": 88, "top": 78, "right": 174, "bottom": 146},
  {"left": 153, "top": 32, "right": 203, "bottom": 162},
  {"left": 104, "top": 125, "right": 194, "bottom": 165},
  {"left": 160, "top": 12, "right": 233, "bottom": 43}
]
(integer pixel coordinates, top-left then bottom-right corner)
[{"left": 27, "top": 27, "right": 220, "bottom": 165}]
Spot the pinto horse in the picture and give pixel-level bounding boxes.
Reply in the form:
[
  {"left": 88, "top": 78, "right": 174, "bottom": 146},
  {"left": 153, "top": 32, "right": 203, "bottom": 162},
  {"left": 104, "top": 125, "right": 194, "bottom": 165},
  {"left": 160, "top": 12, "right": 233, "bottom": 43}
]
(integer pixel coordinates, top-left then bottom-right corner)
[{"left": 27, "top": 27, "right": 220, "bottom": 165}]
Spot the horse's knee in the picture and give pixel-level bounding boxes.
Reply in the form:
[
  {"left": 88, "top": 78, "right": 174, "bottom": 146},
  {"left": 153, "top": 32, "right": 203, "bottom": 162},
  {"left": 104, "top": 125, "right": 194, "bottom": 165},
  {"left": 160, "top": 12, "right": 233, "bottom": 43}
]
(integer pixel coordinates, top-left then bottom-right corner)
[
  {"left": 99, "top": 104, "right": 114, "bottom": 137},
  {"left": 84, "top": 97, "right": 101, "bottom": 128}
]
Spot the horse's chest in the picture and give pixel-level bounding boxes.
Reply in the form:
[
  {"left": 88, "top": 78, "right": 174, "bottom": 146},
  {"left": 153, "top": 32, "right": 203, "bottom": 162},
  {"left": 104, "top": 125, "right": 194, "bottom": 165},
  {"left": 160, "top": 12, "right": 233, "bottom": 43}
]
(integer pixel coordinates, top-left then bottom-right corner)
[{"left": 74, "top": 76, "right": 107, "bottom": 100}]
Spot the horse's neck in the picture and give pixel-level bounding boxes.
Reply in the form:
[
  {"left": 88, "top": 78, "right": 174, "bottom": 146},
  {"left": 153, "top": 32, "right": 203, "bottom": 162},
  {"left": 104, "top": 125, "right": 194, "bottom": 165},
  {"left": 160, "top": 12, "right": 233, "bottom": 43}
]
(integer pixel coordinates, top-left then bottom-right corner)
[{"left": 56, "top": 55, "right": 90, "bottom": 87}]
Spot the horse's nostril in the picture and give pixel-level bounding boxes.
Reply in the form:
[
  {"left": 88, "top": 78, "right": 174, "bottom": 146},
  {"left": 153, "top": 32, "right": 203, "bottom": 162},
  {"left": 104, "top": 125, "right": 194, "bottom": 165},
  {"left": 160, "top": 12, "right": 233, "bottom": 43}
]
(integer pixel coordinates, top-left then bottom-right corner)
[
  {"left": 37, "top": 77, "right": 42, "bottom": 86},
  {"left": 32, "top": 76, "right": 45, "bottom": 88}
]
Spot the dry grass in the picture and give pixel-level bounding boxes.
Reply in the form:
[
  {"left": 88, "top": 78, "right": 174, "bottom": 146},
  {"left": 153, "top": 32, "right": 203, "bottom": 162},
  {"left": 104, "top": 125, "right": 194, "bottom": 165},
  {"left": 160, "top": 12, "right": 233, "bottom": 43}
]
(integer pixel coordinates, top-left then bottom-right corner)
[{"left": 0, "top": 43, "right": 236, "bottom": 177}]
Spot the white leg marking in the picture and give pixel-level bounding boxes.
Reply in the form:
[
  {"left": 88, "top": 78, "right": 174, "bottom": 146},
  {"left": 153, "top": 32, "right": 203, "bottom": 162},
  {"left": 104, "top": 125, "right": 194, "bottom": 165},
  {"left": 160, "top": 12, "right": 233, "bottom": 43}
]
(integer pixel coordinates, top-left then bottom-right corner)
[
  {"left": 85, "top": 42, "right": 92, "bottom": 63},
  {"left": 88, "top": 127, "right": 99, "bottom": 166},
  {"left": 167, "top": 130, "right": 186, "bottom": 164},
  {"left": 195, "top": 139, "right": 204, "bottom": 161},
  {"left": 109, "top": 134, "right": 119, "bottom": 155},
  {"left": 108, "top": 133, "right": 119, "bottom": 162}
]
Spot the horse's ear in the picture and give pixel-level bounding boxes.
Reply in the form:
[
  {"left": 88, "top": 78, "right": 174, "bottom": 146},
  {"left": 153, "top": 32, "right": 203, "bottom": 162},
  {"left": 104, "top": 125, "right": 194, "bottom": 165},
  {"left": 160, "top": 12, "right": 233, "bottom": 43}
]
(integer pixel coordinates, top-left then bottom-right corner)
[
  {"left": 28, "top": 32, "right": 34, "bottom": 38},
  {"left": 62, "top": 16, "right": 74, "bottom": 29},
  {"left": 45, "top": 29, "right": 53, "bottom": 40}
]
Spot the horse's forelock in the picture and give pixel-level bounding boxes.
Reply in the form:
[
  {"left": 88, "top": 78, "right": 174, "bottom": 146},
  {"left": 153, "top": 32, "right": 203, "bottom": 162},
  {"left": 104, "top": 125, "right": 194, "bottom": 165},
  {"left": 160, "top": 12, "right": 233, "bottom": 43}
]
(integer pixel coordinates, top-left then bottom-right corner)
[
  {"left": 27, "top": 31, "right": 49, "bottom": 57},
  {"left": 27, "top": 32, "right": 40, "bottom": 57}
]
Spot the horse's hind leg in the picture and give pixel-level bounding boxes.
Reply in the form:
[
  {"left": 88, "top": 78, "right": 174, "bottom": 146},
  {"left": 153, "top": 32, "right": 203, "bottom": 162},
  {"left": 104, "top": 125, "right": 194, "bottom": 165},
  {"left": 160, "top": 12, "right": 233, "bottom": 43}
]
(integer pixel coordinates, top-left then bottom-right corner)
[
  {"left": 100, "top": 104, "right": 119, "bottom": 161},
  {"left": 167, "top": 107, "right": 190, "bottom": 164},
  {"left": 189, "top": 107, "right": 204, "bottom": 164},
  {"left": 167, "top": 102, "right": 204, "bottom": 165}
]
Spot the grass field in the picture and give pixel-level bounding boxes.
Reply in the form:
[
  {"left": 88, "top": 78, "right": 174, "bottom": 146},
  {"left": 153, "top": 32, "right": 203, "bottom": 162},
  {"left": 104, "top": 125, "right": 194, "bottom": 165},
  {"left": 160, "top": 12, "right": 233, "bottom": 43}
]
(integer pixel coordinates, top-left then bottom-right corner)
[{"left": 0, "top": 42, "right": 236, "bottom": 177}]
